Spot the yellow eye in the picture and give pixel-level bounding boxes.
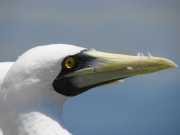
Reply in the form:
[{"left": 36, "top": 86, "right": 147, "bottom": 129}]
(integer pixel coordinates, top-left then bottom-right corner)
[{"left": 64, "top": 57, "right": 76, "bottom": 69}]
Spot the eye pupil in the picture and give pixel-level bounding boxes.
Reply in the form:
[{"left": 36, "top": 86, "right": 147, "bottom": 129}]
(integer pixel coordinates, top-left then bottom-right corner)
[{"left": 64, "top": 57, "right": 76, "bottom": 69}]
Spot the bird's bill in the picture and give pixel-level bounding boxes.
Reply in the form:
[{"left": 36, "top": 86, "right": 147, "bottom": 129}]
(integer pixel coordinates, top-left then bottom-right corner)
[{"left": 65, "top": 49, "right": 177, "bottom": 90}]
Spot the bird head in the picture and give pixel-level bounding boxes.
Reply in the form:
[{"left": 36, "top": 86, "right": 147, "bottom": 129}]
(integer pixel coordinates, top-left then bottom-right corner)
[{"left": 2, "top": 44, "right": 176, "bottom": 105}]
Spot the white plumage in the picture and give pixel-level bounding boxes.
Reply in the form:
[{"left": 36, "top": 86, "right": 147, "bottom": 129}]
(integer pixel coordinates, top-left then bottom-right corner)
[
  {"left": 0, "top": 62, "right": 13, "bottom": 135},
  {"left": 0, "top": 44, "right": 85, "bottom": 135},
  {"left": 0, "top": 62, "right": 13, "bottom": 85}
]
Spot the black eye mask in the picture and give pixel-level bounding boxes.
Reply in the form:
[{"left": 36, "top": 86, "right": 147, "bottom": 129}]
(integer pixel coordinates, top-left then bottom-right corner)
[{"left": 53, "top": 50, "right": 96, "bottom": 96}]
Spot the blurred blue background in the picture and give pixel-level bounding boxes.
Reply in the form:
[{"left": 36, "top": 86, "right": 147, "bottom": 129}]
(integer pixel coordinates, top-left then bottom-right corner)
[{"left": 0, "top": 0, "right": 179, "bottom": 135}]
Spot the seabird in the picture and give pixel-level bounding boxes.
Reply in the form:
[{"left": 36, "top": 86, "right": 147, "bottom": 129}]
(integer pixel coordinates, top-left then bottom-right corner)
[{"left": 0, "top": 44, "right": 176, "bottom": 135}]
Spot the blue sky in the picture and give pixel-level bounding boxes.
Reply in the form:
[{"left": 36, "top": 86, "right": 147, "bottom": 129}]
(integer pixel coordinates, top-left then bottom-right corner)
[{"left": 0, "top": 0, "right": 179, "bottom": 135}]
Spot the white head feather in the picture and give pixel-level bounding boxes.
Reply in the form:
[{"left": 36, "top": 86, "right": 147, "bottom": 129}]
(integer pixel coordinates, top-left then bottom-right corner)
[{"left": 0, "top": 44, "right": 85, "bottom": 135}]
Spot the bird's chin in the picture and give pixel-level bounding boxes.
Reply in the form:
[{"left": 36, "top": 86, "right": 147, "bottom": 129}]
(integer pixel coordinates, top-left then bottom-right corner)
[{"left": 53, "top": 49, "right": 177, "bottom": 97}]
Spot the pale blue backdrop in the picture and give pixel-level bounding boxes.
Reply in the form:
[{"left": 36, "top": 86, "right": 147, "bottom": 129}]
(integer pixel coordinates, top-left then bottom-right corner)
[{"left": 0, "top": 0, "right": 179, "bottom": 135}]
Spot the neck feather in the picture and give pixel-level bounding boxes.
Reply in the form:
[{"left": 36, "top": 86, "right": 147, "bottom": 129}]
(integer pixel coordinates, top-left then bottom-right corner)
[
  {"left": 2, "top": 90, "right": 71, "bottom": 135},
  {"left": 16, "top": 111, "right": 71, "bottom": 135},
  {"left": 17, "top": 94, "right": 70, "bottom": 135}
]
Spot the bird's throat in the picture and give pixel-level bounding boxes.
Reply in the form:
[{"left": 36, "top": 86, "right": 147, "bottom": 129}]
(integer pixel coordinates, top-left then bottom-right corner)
[
  {"left": 16, "top": 111, "right": 71, "bottom": 135},
  {"left": 2, "top": 90, "right": 70, "bottom": 135},
  {"left": 15, "top": 94, "right": 70, "bottom": 135}
]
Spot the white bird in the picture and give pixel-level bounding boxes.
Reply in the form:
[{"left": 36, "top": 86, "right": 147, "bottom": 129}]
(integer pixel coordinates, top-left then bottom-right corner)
[{"left": 0, "top": 44, "right": 176, "bottom": 135}]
